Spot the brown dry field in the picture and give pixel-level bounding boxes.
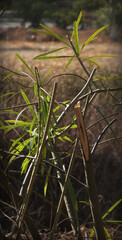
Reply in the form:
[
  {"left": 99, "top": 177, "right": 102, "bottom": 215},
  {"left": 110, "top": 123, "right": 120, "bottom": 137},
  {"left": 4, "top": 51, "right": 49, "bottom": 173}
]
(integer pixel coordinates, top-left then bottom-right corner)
[{"left": 0, "top": 27, "right": 122, "bottom": 74}]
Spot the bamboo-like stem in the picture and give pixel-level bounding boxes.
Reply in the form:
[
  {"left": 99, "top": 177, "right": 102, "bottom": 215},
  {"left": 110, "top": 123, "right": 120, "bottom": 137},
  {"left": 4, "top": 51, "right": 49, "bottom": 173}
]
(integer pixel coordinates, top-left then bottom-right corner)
[
  {"left": 51, "top": 138, "right": 83, "bottom": 240},
  {"left": 75, "top": 101, "right": 106, "bottom": 240},
  {"left": 11, "top": 82, "right": 57, "bottom": 237}
]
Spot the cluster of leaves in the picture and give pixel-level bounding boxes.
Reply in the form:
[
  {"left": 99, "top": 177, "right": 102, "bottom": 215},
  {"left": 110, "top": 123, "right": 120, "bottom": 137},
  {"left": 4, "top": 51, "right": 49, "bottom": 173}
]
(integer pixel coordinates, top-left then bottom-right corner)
[{"left": 0, "top": 11, "right": 122, "bottom": 239}]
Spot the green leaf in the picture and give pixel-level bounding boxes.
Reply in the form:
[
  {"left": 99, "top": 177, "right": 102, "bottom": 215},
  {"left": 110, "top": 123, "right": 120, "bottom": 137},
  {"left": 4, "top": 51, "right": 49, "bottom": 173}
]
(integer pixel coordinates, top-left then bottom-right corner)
[
  {"left": 30, "top": 130, "right": 37, "bottom": 152},
  {"left": 74, "top": 21, "right": 80, "bottom": 55},
  {"left": 21, "top": 158, "right": 30, "bottom": 174},
  {"left": 63, "top": 136, "right": 72, "bottom": 142},
  {"left": 94, "top": 76, "right": 122, "bottom": 82},
  {"left": 40, "top": 23, "right": 70, "bottom": 47},
  {"left": 9, "top": 134, "right": 26, "bottom": 152},
  {"left": 42, "top": 69, "right": 53, "bottom": 82},
  {"left": 20, "top": 89, "right": 35, "bottom": 117},
  {"left": 68, "top": 179, "right": 78, "bottom": 211},
  {"left": 79, "top": 201, "right": 90, "bottom": 206},
  {"left": 16, "top": 54, "right": 34, "bottom": 76},
  {"left": 0, "top": 120, "right": 5, "bottom": 128},
  {"left": 70, "top": 124, "right": 77, "bottom": 129},
  {"left": 106, "top": 220, "right": 122, "bottom": 223},
  {"left": 104, "top": 227, "right": 111, "bottom": 240},
  {"left": 9, "top": 138, "right": 30, "bottom": 164},
  {"left": 58, "top": 136, "right": 64, "bottom": 142},
  {"left": 44, "top": 166, "right": 52, "bottom": 197},
  {"left": 33, "top": 47, "right": 67, "bottom": 60},
  {"left": 3, "top": 110, "right": 30, "bottom": 120},
  {"left": 89, "top": 227, "right": 95, "bottom": 239},
  {"left": 5, "top": 120, "right": 31, "bottom": 131},
  {"left": 71, "top": 11, "right": 82, "bottom": 40},
  {"left": 76, "top": 11, "right": 82, "bottom": 26},
  {"left": 0, "top": 92, "right": 16, "bottom": 99},
  {"left": 81, "top": 25, "right": 109, "bottom": 50},
  {"left": 82, "top": 57, "right": 99, "bottom": 66},
  {"left": 65, "top": 55, "right": 75, "bottom": 68},
  {"left": 30, "top": 116, "right": 37, "bottom": 137},
  {"left": 102, "top": 199, "right": 122, "bottom": 220},
  {"left": 33, "top": 55, "right": 71, "bottom": 60}
]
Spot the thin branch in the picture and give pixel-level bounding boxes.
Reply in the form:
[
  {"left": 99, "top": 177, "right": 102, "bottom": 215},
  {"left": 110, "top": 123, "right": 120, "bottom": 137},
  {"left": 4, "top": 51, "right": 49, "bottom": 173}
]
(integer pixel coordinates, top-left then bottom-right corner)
[
  {"left": 0, "top": 65, "right": 28, "bottom": 77},
  {"left": 0, "top": 87, "right": 121, "bottom": 111},
  {"left": 43, "top": 73, "right": 87, "bottom": 86},
  {"left": 56, "top": 68, "right": 96, "bottom": 125},
  {"left": 87, "top": 112, "right": 118, "bottom": 130},
  {"left": 91, "top": 119, "right": 117, "bottom": 154}
]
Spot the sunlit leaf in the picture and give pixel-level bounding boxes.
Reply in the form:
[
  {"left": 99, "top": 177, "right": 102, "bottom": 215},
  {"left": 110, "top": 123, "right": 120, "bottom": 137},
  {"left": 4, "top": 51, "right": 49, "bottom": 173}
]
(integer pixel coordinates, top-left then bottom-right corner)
[
  {"left": 104, "top": 227, "right": 111, "bottom": 240},
  {"left": 102, "top": 199, "right": 122, "bottom": 220},
  {"left": 70, "top": 124, "right": 77, "bottom": 129},
  {"left": 63, "top": 136, "right": 72, "bottom": 142},
  {"left": 65, "top": 55, "right": 75, "bottom": 68},
  {"left": 44, "top": 166, "right": 52, "bottom": 197},
  {"left": 82, "top": 57, "right": 99, "bottom": 66},
  {"left": 71, "top": 11, "right": 82, "bottom": 40},
  {"left": 20, "top": 89, "right": 35, "bottom": 117},
  {"left": 40, "top": 23, "right": 70, "bottom": 47},
  {"left": 21, "top": 158, "right": 30, "bottom": 174},
  {"left": 79, "top": 201, "right": 90, "bottom": 206},
  {"left": 74, "top": 21, "right": 80, "bottom": 55},
  {"left": 81, "top": 25, "right": 109, "bottom": 50},
  {"left": 16, "top": 54, "right": 34, "bottom": 76},
  {"left": 33, "top": 47, "right": 67, "bottom": 60}
]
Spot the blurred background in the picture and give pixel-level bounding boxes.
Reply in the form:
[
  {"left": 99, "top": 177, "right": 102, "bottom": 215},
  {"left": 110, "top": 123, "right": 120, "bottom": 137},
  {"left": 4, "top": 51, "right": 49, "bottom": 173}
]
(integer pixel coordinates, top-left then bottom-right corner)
[{"left": 0, "top": 0, "right": 122, "bottom": 40}]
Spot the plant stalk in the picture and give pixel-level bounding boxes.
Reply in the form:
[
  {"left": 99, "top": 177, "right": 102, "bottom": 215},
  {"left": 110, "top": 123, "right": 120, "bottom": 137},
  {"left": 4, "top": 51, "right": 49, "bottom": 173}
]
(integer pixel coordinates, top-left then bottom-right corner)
[{"left": 75, "top": 101, "right": 106, "bottom": 240}]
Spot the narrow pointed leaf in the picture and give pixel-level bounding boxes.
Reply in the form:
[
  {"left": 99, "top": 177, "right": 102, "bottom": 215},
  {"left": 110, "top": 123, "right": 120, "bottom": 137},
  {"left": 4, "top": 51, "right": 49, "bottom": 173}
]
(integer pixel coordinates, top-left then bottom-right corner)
[
  {"left": 82, "top": 57, "right": 99, "bottom": 66},
  {"left": 40, "top": 23, "right": 70, "bottom": 47},
  {"left": 102, "top": 199, "right": 122, "bottom": 220},
  {"left": 65, "top": 55, "right": 75, "bottom": 68},
  {"left": 20, "top": 89, "right": 35, "bottom": 117},
  {"left": 33, "top": 47, "right": 67, "bottom": 60},
  {"left": 0, "top": 92, "right": 16, "bottom": 99},
  {"left": 34, "top": 55, "right": 71, "bottom": 60},
  {"left": 71, "top": 11, "right": 82, "bottom": 40},
  {"left": 74, "top": 21, "right": 80, "bottom": 55},
  {"left": 104, "top": 227, "right": 111, "bottom": 239},
  {"left": 81, "top": 25, "right": 109, "bottom": 50},
  {"left": 44, "top": 166, "right": 52, "bottom": 197},
  {"left": 16, "top": 54, "right": 34, "bottom": 76}
]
